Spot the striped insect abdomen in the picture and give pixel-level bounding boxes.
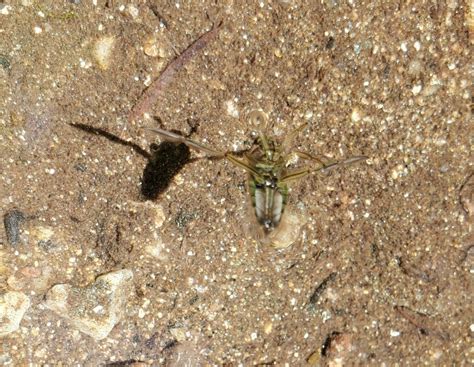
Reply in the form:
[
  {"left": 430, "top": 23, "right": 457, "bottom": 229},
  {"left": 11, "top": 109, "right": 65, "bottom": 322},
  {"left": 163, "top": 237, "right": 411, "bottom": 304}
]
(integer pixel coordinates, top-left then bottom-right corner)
[{"left": 249, "top": 177, "right": 288, "bottom": 232}]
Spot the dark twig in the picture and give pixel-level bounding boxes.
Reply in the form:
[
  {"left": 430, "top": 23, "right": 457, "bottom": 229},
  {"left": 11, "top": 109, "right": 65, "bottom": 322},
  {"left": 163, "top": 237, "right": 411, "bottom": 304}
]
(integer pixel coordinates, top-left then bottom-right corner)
[
  {"left": 308, "top": 272, "right": 337, "bottom": 306},
  {"left": 129, "top": 22, "right": 223, "bottom": 122},
  {"left": 394, "top": 305, "right": 449, "bottom": 341}
]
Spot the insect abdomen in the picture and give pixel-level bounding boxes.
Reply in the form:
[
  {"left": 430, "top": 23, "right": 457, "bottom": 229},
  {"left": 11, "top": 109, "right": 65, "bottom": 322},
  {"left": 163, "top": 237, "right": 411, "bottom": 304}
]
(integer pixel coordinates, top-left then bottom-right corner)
[{"left": 249, "top": 179, "right": 288, "bottom": 231}]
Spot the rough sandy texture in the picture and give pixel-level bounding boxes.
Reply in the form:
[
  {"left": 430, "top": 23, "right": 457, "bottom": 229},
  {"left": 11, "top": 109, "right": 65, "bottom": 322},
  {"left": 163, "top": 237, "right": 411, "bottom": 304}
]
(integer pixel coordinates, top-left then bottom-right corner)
[{"left": 0, "top": 1, "right": 472, "bottom": 365}]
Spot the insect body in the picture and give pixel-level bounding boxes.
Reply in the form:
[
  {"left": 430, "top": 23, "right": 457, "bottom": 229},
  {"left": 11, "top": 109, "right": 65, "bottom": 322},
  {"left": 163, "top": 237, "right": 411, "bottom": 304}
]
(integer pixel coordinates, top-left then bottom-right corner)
[{"left": 147, "top": 123, "right": 366, "bottom": 234}]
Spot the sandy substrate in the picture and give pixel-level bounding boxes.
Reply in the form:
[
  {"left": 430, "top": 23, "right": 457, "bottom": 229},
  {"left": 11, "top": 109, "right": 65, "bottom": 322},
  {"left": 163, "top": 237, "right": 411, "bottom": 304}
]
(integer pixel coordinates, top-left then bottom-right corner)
[{"left": 0, "top": 1, "right": 472, "bottom": 365}]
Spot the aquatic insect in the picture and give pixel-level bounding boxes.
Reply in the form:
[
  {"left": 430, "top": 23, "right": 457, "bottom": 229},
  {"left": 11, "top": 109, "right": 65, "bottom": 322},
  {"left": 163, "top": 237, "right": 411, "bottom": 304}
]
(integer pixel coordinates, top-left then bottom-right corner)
[{"left": 147, "top": 120, "right": 366, "bottom": 234}]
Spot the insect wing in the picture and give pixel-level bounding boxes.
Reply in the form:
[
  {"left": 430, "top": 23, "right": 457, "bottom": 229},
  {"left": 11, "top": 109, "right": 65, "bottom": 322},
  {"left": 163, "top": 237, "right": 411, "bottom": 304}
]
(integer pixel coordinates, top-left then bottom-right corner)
[{"left": 249, "top": 179, "right": 288, "bottom": 232}]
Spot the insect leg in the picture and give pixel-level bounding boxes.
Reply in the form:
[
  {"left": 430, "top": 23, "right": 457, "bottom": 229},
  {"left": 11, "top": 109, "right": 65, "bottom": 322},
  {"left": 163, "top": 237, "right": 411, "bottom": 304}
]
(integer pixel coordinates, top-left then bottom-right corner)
[
  {"left": 280, "top": 167, "right": 313, "bottom": 183},
  {"left": 225, "top": 153, "right": 263, "bottom": 178},
  {"left": 318, "top": 155, "right": 368, "bottom": 172},
  {"left": 292, "top": 151, "right": 332, "bottom": 167},
  {"left": 146, "top": 127, "right": 225, "bottom": 157},
  {"left": 281, "top": 155, "right": 368, "bottom": 184},
  {"left": 294, "top": 151, "right": 367, "bottom": 172}
]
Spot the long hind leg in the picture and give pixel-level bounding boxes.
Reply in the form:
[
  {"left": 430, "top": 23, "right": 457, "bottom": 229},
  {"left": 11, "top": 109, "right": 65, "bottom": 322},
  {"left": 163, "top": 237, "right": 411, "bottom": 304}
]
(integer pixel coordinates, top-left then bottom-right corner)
[
  {"left": 147, "top": 127, "right": 264, "bottom": 179},
  {"left": 281, "top": 153, "right": 367, "bottom": 184},
  {"left": 146, "top": 127, "right": 225, "bottom": 157}
]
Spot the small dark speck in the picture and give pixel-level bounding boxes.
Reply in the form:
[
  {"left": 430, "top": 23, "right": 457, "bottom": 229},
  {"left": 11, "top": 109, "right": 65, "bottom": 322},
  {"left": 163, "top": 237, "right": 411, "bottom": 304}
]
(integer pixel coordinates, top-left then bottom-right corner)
[
  {"left": 162, "top": 339, "right": 178, "bottom": 352},
  {"left": 105, "top": 360, "right": 144, "bottom": 367},
  {"left": 326, "top": 36, "right": 335, "bottom": 50},
  {"left": 175, "top": 210, "right": 197, "bottom": 229},
  {"left": 0, "top": 54, "right": 11, "bottom": 70},
  {"left": 38, "top": 239, "right": 56, "bottom": 252},
  {"left": 74, "top": 163, "right": 87, "bottom": 172},
  {"left": 78, "top": 191, "right": 86, "bottom": 205},
  {"left": 189, "top": 294, "right": 199, "bottom": 305},
  {"left": 4, "top": 209, "right": 26, "bottom": 246}
]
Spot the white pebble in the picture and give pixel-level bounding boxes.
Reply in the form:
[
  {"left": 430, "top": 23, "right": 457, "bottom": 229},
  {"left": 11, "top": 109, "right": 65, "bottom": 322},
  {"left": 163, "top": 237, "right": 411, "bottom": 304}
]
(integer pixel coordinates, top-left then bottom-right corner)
[
  {"left": 390, "top": 329, "right": 401, "bottom": 337},
  {"left": 400, "top": 41, "right": 408, "bottom": 52},
  {"left": 127, "top": 4, "right": 139, "bottom": 18},
  {"left": 79, "top": 58, "right": 92, "bottom": 69},
  {"left": 0, "top": 4, "right": 12, "bottom": 15},
  {"left": 224, "top": 99, "right": 239, "bottom": 118},
  {"left": 94, "top": 36, "right": 116, "bottom": 70},
  {"left": 351, "top": 107, "right": 362, "bottom": 123},
  {"left": 412, "top": 84, "right": 422, "bottom": 95},
  {"left": 34, "top": 26, "right": 42, "bottom": 34},
  {"left": 93, "top": 305, "right": 104, "bottom": 314}
]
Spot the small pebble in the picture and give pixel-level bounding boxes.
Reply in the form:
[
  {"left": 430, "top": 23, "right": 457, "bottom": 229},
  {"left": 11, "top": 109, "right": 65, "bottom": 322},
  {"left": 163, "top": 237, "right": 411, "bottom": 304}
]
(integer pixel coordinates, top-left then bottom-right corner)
[
  {"left": 266, "top": 211, "right": 306, "bottom": 249},
  {"left": 127, "top": 4, "right": 139, "bottom": 19},
  {"left": 390, "top": 329, "right": 401, "bottom": 337},
  {"left": 94, "top": 36, "right": 116, "bottom": 70},
  {"left": 412, "top": 84, "right": 422, "bottom": 95},
  {"left": 323, "top": 332, "right": 353, "bottom": 358},
  {"left": 263, "top": 321, "right": 273, "bottom": 334},
  {"left": 0, "top": 291, "right": 30, "bottom": 337},
  {"left": 224, "top": 99, "right": 239, "bottom": 118},
  {"left": 45, "top": 269, "right": 133, "bottom": 340},
  {"left": 7, "top": 265, "right": 53, "bottom": 292},
  {"left": 143, "top": 36, "right": 168, "bottom": 58},
  {"left": 3, "top": 209, "right": 26, "bottom": 246},
  {"left": 351, "top": 107, "right": 362, "bottom": 123},
  {"left": 170, "top": 327, "right": 187, "bottom": 342},
  {"left": 407, "top": 59, "right": 423, "bottom": 76},
  {"left": 0, "top": 4, "right": 12, "bottom": 15}
]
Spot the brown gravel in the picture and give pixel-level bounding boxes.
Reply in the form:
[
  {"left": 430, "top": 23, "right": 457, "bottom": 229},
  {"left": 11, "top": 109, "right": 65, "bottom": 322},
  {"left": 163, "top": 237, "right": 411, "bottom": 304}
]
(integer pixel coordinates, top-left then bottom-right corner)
[{"left": 0, "top": 1, "right": 472, "bottom": 365}]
